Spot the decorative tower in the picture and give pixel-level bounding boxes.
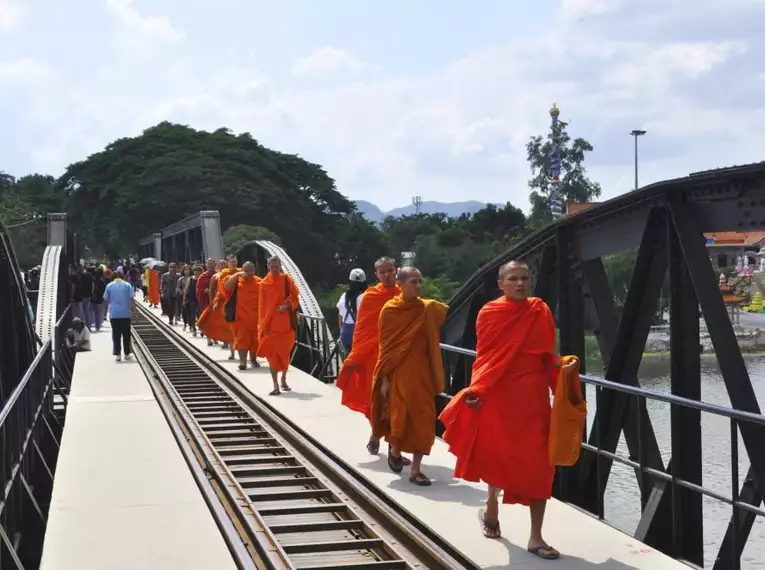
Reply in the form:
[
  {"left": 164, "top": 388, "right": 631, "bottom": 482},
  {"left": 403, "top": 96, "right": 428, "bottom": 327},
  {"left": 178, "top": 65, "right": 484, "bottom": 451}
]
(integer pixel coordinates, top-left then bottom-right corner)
[{"left": 549, "top": 104, "right": 564, "bottom": 219}]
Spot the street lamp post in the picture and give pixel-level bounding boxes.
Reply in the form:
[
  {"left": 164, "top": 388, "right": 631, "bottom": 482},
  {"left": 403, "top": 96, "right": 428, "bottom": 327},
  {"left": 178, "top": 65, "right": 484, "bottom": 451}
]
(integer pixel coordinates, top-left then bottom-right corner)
[{"left": 630, "top": 129, "right": 646, "bottom": 191}]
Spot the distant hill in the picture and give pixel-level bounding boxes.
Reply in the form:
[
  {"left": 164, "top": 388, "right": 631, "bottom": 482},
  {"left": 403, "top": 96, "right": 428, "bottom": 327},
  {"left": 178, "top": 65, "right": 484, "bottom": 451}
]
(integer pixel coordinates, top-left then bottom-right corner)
[{"left": 354, "top": 200, "right": 488, "bottom": 224}]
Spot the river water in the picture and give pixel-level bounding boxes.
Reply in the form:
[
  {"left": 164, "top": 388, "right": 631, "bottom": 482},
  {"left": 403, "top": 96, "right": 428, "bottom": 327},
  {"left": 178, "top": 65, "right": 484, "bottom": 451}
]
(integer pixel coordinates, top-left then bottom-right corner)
[{"left": 588, "top": 354, "right": 765, "bottom": 568}]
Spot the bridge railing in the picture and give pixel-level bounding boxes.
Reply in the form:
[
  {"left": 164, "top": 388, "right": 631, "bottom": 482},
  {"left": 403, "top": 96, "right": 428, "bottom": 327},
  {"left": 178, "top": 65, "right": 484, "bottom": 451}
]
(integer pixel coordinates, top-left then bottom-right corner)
[
  {"left": 438, "top": 342, "right": 764, "bottom": 568},
  {"left": 292, "top": 314, "right": 342, "bottom": 383},
  {"left": 52, "top": 305, "right": 75, "bottom": 408},
  {"left": 0, "top": 336, "right": 59, "bottom": 568}
]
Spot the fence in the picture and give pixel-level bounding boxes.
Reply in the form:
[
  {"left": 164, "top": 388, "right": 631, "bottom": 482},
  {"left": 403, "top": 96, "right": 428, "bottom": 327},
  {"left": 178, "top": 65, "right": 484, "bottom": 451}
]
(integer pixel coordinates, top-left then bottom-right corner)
[
  {"left": 438, "top": 342, "right": 764, "bottom": 570},
  {"left": 291, "top": 314, "right": 342, "bottom": 383}
]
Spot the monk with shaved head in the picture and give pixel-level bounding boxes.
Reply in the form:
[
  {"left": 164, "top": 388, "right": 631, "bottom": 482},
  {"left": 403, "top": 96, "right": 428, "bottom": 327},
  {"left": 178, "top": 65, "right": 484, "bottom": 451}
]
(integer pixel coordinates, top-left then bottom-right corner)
[
  {"left": 369, "top": 266, "right": 448, "bottom": 486},
  {"left": 337, "top": 257, "right": 407, "bottom": 459},
  {"left": 439, "top": 260, "right": 577, "bottom": 560},
  {"left": 195, "top": 258, "right": 217, "bottom": 342},
  {"left": 222, "top": 261, "right": 262, "bottom": 370}
]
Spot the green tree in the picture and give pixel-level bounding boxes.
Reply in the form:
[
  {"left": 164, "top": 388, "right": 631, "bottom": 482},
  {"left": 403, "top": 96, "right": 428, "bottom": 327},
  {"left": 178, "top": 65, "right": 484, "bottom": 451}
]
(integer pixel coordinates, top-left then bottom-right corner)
[
  {"left": 526, "top": 119, "right": 601, "bottom": 227},
  {"left": 60, "top": 122, "right": 355, "bottom": 286},
  {"left": 223, "top": 224, "right": 282, "bottom": 255}
]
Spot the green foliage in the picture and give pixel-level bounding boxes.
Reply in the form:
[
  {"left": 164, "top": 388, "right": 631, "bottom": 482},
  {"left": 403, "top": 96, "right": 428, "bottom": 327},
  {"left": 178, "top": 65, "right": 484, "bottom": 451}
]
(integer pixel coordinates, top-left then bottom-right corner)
[
  {"left": 526, "top": 121, "right": 601, "bottom": 227},
  {"left": 602, "top": 249, "right": 637, "bottom": 304},
  {"left": 223, "top": 224, "right": 282, "bottom": 255}
]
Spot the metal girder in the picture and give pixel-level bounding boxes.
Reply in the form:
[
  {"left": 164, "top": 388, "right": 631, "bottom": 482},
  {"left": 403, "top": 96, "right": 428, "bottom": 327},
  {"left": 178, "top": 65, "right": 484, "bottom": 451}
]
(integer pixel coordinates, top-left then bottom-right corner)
[
  {"left": 576, "top": 208, "right": 668, "bottom": 516},
  {"left": 669, "top": 198, "right": 765, "bottom": 563},
  {"left": 665, "top": 211, "right": 703, "bottom": 565},
  {"left": 580, "top": 258, "right": 618, "bottom": 371}
]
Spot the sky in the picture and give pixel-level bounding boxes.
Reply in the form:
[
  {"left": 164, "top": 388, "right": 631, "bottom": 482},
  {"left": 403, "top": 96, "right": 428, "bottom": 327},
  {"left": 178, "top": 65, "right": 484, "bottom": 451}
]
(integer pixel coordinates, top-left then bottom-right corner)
[{"left": 1, "top": 0, "right": 764, "bottom": 212}]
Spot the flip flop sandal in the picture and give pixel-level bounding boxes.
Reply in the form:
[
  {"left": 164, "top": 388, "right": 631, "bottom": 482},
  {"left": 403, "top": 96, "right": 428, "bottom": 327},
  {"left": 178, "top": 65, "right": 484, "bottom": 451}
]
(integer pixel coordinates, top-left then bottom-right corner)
[
  {"left": 280, "top": 385, "right": 292, "bottom": 392},
  {"left": 251, "top": 361, "right": 261, "bottom": 368},
  {"left": 269, "top": 389, "right": 281, "bottom": 396},
  {"left": 366, "top": 438, "right": 380, "bottom": 455},
  {"left": 229, "top": 355, "right": 236, "bottom": 360},
  {"left": 527, "top": 545, "right": 560, "bottom": 560},
  {"left": 238, "top": 364, "right": 246, "bottom": 370},
  {"left": 387, "top": 452, "right": 404, "bottom": 473},
  {"left": 478, "top": 508, "right": 502, "bottom": 539},
  {"left": 388, "top": 445, "right": 411, "bottom": 466},
  {"left": 409, "top": 473, "right": 431, "bottom": 486}
]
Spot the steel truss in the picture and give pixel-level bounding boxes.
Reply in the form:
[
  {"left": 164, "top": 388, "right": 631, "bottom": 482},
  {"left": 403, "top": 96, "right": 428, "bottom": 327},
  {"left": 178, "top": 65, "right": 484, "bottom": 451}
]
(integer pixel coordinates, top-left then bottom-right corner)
[
  {"left": 442, "top": 162, "right": 765, "bottom": 568},
  {"left": 0, "top": 225, "right": 70, "bottom": 568}
]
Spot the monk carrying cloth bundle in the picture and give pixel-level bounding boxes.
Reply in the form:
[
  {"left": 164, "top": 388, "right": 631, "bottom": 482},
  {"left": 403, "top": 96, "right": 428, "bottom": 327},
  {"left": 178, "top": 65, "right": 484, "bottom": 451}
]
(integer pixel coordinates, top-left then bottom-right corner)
[{"left": 548, "top": 355, "right": 587, "bottom": 467}]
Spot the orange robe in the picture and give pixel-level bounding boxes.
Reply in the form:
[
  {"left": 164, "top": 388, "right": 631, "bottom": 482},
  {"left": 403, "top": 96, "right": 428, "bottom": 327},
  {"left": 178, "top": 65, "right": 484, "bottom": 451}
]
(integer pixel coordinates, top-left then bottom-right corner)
[
  {"left": 336, "top": 283, "right": 400, "bottom": 418},
  {"left": 148, "top": 269, "right": 160, "bottom": 306},
  {"left": 196, "top": 268, "right": 236, "bottom": 343},
  {"left": 257, "top": 273, "right": 299, "bottom": 371},
  {"left": 439, "top": 296, "right": 560, "bottom": 506},
  {"left": 221, "top": 275, "right": 261, "bottom": 352},
  {"left": 369, "top": 295, "right": 448, "bottom": 455}
]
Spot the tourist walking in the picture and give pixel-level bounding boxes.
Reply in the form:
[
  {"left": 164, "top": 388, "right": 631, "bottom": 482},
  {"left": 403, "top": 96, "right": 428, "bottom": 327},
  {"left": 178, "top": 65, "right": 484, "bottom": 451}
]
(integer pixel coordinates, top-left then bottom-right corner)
[{"left": 104, "top": 267, "right": 136, "bottom": 362}]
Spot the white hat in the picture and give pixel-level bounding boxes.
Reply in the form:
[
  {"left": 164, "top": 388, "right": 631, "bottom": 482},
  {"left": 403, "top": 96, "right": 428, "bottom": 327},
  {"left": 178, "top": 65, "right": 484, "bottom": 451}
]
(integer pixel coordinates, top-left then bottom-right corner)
[{"left": 349, "top": 268, "right": 366, "bottom": 283}]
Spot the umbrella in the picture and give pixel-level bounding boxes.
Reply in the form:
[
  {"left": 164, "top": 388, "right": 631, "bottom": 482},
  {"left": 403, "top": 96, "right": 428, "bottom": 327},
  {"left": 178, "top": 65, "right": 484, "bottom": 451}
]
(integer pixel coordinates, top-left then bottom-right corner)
[
  {"left": 147, "top": 260, "right": 167, "bottom": 271},
  {"left": 139, "top": 257, "right": 155, "bottom": 266}
]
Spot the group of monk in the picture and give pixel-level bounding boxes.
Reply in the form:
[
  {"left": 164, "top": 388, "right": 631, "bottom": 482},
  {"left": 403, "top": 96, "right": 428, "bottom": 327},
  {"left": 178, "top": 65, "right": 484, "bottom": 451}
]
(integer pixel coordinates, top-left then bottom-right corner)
[
  {"left": 148, "top": 254, "right": 300, "bottom": 395},
  {"left": 337, "top": 257, "right": 578, "bottom": 561}
]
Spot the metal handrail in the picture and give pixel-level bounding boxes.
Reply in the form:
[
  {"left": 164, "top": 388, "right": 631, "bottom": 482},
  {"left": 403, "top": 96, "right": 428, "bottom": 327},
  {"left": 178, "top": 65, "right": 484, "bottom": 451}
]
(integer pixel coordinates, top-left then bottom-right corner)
[{"left": 438, "top": 341, "right": 765, "bottom": 568}]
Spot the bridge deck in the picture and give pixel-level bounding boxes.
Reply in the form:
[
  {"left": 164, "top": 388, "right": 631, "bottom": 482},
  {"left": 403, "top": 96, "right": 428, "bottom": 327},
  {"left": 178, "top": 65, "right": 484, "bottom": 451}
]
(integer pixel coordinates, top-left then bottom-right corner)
[
  {"left": 38, "top": 319, "right": 237, "bottom": 570},
  {"left": 148, "top": 305, "right": 686, "bottom": 569}
]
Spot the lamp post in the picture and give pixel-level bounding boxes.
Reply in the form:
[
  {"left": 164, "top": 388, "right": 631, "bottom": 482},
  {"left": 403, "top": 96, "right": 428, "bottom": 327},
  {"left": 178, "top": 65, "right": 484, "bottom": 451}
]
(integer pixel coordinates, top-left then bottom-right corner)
[{"left": 630, "top": 129, "right": 646, "bottom": 191}]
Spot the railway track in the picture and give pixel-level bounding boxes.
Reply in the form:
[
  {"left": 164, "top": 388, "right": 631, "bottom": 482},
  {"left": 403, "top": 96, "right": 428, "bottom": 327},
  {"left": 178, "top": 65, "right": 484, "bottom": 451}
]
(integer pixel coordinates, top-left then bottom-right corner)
[{"left": 131, "top": 304, "right": 477, "bottom": 570}]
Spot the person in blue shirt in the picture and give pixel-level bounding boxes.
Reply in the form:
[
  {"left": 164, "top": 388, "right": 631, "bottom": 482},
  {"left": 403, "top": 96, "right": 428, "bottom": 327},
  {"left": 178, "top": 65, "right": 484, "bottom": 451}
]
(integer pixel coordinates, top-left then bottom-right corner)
[{"left": 104, "top": 267, "right": 136, "bottom": 362}]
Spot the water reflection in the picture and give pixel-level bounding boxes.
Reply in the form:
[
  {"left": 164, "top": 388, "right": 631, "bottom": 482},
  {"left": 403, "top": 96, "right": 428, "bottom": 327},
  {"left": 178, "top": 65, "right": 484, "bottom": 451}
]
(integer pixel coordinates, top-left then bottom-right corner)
[{"left": 586, "top": 353, "right": 765, "bottom": 568}]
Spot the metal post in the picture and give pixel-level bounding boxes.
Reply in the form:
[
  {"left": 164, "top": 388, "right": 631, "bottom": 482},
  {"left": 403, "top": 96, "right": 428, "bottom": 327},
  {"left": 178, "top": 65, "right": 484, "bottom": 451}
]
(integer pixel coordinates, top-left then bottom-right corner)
[{"left": 630, "top": 130, "right": 646, "bottom": 191}]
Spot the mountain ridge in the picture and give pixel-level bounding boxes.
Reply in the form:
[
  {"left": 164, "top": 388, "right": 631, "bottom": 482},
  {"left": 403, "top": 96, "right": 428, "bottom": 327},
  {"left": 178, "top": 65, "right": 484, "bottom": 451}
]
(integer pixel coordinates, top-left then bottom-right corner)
[{"left": 354, "top": 199, "right": 488, "bottom": 224}]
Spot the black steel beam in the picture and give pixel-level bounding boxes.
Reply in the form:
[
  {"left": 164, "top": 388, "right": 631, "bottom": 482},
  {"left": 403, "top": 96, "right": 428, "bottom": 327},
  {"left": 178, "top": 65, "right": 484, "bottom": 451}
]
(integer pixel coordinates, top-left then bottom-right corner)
[
  {"left": 713, "top": 466, "right": 762, "bottom": 569},
  {"left": 576, "top": 208, "right": 668, "bottom": 515},
  {"left": 669, "top": 198, "right": 765, "bottom": 565},
  {"left": 581, "top": 258, "right": 618, "bottom": 371},
  {"left": 554, "top": 227, "right": 586, "bottom": 503}
]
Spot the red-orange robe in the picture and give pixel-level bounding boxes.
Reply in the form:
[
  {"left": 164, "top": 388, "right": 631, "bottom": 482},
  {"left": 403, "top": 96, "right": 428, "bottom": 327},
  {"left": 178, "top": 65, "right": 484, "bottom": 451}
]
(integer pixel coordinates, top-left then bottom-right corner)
[
  {"left": 369, "top": 295, "right": 448, "bottom": 455},
  {"left": 148, "top": 269, "right": 160, "bottom": 306},
  {"left": 257, "top": 273, "right": 299, "bottom": 371},
  {"left": 220, "top": 275, "right": 261, "bottom": 352},
  {"left": 439, "top": 296, "right": 560, "bottom": 505},
  {"left": 196, "top": 270, "right": 214, "bottom": 311},
  {"left": 336, "top": 283, "right": 400, "bottom": 418},
  {"left": 196, "top": 268, "right": 236, "bottom": 343}
]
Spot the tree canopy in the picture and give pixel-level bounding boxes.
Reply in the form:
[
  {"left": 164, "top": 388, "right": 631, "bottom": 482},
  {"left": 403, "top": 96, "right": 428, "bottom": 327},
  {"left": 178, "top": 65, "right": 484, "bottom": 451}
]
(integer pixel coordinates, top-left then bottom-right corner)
[{"left": 526, "top": 120, "right": 601, "bottom": 228}]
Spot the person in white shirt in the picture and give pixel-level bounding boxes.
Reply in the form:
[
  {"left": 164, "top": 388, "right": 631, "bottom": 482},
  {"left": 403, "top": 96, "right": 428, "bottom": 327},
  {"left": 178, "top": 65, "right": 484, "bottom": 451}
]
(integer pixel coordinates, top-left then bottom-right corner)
[
  {"left": 66, "top": 317, "right": 92, "bottom": 352},
  {"left": 336, "top": 268, "right": 369, "bottom": 353}
]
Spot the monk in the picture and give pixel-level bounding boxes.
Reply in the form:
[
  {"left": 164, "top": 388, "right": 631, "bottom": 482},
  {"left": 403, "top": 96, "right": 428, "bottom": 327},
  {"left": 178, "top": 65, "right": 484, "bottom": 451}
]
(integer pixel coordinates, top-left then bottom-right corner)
[
  {"left": 439, "top": 260, "right": 577, "bottom": 561},
  {"left": 147, "top": 267, "right": 160, "bottom": 308},
  {"left": 213, "top": 255, "right": 241, "bottom": 359},
  {"left": 222, "top": 261, "right": 261, "bottom": 370},
  {"left": 336, "top": 257, "right": 403, "bottom": 457},
  {"left": 369, "top": 266, "right": 447, "bottom": 486},
  {"left": 258, "top": 256, "right": 299, "bottom": 395},
  {"left": 196, "top": 259, "right": 233, "bottom": 347},
  {"left": 195, "top": 258, "right": 216, "bottom": 342}
]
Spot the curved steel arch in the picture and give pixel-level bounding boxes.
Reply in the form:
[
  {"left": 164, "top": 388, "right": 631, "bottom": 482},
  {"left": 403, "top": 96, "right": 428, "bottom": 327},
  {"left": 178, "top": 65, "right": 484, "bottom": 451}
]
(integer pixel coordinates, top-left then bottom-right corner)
[
  {"left": 36, "top": 246, "right": 69, "bottom": 344},
  {"left": 444, "top": 161, "right": 765, "bottom": 346}
]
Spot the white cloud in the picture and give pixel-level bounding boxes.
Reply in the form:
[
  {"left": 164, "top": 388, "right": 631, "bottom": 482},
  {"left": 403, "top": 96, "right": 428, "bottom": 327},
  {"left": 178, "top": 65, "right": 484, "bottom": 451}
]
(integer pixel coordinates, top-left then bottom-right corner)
[
  {"left": 0, "top": 0, "right": 22, "bottom": 31},
  {"left": 8, "top": 2, "right": 765, "bottom": 213},
  {"left": 292, "top": 47, "right": 365, "bottom": 79},
  {"left": 105, "top": 0, "right": 184, "bottom": 43},
  {"left": 0, "top": 58, "right": 55, "bottom": 86}
]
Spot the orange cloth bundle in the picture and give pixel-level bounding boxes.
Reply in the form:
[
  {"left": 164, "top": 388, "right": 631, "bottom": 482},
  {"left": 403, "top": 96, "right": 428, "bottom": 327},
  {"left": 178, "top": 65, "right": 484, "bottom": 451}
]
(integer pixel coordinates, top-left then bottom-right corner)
[{"left": 548, "top": 355, "right": 586, "bottom": 466}]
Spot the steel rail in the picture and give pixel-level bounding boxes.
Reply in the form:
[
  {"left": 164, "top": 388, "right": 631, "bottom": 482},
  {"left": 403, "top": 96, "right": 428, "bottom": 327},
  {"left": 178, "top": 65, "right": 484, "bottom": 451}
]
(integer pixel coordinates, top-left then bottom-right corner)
[{"left": 132, "top": 303, "right": 477, "bottom": 570}]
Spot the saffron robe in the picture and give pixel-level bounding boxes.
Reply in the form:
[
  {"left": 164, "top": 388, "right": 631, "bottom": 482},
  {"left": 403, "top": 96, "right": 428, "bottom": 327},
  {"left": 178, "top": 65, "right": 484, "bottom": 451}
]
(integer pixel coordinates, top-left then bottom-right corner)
[
  {"left": 221, "top": 275, "right": 261, "bottom": 352},
  {"left": 196, "top": 268, "right": 236, "bottom": 343},
  {"left": 336, "top": 283, "right": 400, "bottom": 418},
  {"left": 439, "top": 296, "right": 560, "bottom": 506},
  {"left": 257, "top": 272, "right": 299, "bottom": 371},
  {"left": 369, "top": 295, "right": 448, "bottom": 455},
  {"left": 147, "top": 269, "right": 160, "bottom": 306},
  {"left": 196, "top": 270, "right": 214, "bottom": 310}
]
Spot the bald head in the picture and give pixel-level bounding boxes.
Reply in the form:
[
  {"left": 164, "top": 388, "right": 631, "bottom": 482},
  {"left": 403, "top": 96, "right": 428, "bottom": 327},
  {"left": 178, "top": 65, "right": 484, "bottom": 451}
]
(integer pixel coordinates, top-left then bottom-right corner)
[
  {"left": 267, "top": 256, "right": 282, "bottom": 275},
  {"left": 397, "top": 266, "right": 423, "bottom": 300},
  {"left": 375, "top": 256, "right": 397, "bottom": 287},
  {"left": 498, "top": 260, "right": 530, "bottom": 301},
  {"left": 242, "top": 261, "right": 255, "bottom": 277}
]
